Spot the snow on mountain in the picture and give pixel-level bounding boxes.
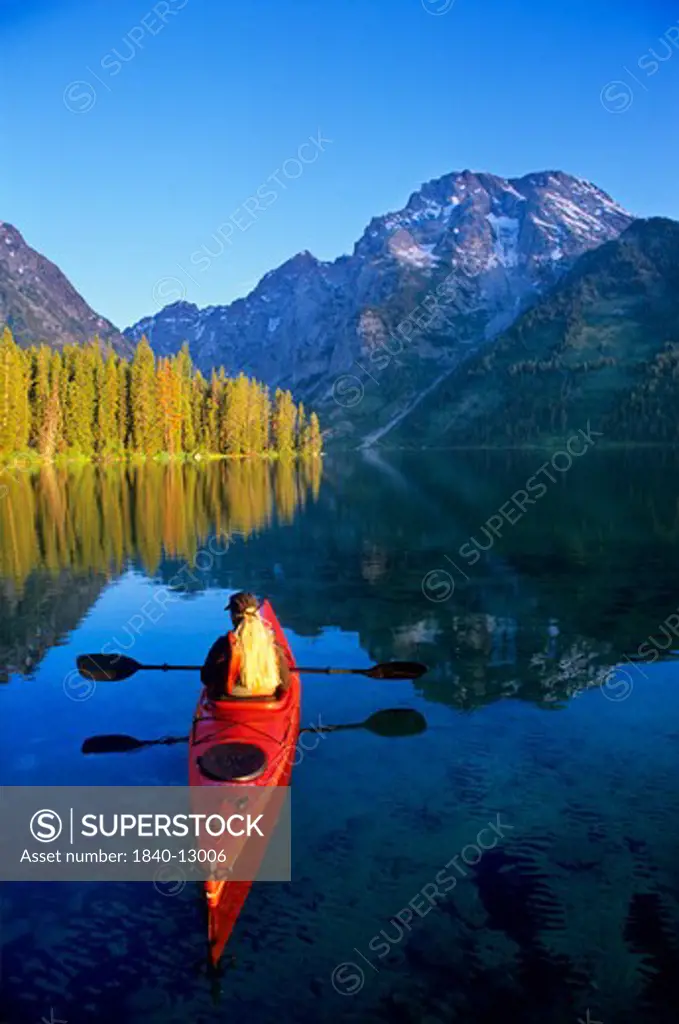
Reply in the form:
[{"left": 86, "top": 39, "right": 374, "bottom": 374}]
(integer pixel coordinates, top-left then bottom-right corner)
[{"left": 485, "top": 214, "right": 520, "bottom": 268}]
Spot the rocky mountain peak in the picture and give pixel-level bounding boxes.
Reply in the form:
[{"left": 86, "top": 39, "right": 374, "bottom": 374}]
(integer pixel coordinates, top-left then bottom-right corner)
[
  {"left": 0, "top": 221, "right": 130, "bottom": 353},
  {"left": 123, "top": 167, "right": 633, "bottom": 430}
]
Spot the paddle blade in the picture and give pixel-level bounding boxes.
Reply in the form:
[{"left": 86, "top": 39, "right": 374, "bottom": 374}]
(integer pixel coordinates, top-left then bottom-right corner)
[
  {"left": 77, "top": 653, "right": 140, "bottom": 682},
  {"left": 82, "top": 734, "right": 148, "bottom": 754},
  {"left": 364, "top": 661, "right": 428, "bottom": 680},
  {"left": 364, "top": 708, "right": 427, "bottom": 738}
]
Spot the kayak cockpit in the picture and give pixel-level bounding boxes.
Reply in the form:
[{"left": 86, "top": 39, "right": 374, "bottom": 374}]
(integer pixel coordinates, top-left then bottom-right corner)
[{"left": 195, "top": 741, "right": 269, "bottom": 782}]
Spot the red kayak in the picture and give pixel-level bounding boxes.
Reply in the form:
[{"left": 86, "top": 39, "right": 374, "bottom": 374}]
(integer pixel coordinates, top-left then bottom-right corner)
[{"left": 188, "top": 599, "right": 300, "bottom": 967}]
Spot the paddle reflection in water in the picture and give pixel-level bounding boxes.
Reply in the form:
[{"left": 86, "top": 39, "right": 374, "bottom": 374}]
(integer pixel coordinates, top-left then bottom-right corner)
[{"left": 80, "top": 709, "right": 428, "bottom": 753}]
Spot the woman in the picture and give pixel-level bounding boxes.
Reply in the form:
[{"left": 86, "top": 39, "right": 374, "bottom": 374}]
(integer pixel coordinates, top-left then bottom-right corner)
[{"left": 201, "top": 591, "right": 291, "bottom": 700}]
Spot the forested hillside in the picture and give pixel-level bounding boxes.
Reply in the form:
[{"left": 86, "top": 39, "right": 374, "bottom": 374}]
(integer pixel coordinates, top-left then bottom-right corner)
[{"left": 387, "top": 218, "right": 679, "bottom": 446}]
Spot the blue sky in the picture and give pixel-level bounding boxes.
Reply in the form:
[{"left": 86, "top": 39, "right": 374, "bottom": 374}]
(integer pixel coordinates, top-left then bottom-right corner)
[{"left": 3, "top": 0, "right": 678, "bottom": 328}]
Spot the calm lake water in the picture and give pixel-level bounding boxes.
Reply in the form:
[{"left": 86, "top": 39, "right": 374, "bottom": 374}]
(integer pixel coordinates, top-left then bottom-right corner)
[{"left": 2, "top": 450, "right": 679, "bottom": 1024}]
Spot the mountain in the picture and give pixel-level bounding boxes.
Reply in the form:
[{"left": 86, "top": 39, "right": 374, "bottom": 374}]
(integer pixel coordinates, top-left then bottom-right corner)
[
  {"left": 125, "top": 169, "right": 633, "bottom": 439},
  {"left": 0, "top": 221, "right": 130, "bottom": 353},
  {"left": 385, "top": 217, "right": 679, "bottom": 446}
]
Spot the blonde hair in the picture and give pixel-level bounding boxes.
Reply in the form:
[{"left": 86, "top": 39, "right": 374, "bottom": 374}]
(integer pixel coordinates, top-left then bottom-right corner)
[{"left": 234, "top": 607, "right": 280, "bottom": 696}]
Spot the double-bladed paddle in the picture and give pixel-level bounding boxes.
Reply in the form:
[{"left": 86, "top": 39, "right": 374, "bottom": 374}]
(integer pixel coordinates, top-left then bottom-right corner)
[
  {"left": 76, "top": 653, "right": 427, "bottom": 683},
  {"left": 81, "top": 707, "right": 427, "bottom": 754}
]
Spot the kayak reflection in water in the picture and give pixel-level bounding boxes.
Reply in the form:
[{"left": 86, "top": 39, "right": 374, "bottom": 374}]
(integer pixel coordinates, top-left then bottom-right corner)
[{"left": 201, "top": 591, "right": 292, "bottom": 701}]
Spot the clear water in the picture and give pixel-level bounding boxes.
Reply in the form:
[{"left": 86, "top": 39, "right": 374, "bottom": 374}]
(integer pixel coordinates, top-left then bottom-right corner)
[{"left": 1, "top": 451, "right": 678, "bottom": 1024}]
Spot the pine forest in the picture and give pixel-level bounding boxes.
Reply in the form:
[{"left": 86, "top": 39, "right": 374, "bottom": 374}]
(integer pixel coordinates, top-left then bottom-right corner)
[{"left": 0, "top": 328, "right": 323, "bottom": 461}]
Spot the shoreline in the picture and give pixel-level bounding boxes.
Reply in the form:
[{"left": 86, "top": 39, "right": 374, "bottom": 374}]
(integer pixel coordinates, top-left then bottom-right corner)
[
  {"left": 0, "top": 450, "right": 323, "bottom": 473},
  {"left": 344, "top": 441, "right": 679, "bottom": 452}
]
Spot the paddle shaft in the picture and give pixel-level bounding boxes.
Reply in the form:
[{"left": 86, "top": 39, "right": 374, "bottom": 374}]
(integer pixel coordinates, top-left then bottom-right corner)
[
  {"left": 139, "top": 664, "right": 202, "bottom": 671},
  {"left": 296, "top": 667, "right": 378, "bottom": 675},
  {"left": 77, "top": 652, "right": 426, "bottom": 682},
  {"left": 126, "top": 663, "right": 395, "bottom": 676},
  {"left": 299, "top": 721, "right": 359, "bottom": 734},
  {"left": 124, "top": 735, "right": 189, "bottom": 748}
]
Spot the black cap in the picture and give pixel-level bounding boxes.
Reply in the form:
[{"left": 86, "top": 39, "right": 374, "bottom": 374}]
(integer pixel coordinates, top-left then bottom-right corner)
[{"left": 225, "top": 591, "right": 259, "bottom": 616}]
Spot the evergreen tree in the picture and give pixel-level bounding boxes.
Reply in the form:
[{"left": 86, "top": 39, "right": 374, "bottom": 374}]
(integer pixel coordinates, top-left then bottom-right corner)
[
  {"left": 130, "top": 337, "right": 160, "bottom": 454},
  {"left": 246, "top": 380, "right": 268, "bottom": 454},
  {"left": 0, "top": 328, "right": 27, "bottom": 453},
  {"left": 221, "top": 374, "right": 249, "bottom": 455},
  {"left": 64, "top": 344, "right": 96, "bottom": 455},
  {"left": 156, "top": 357, "right": 182, "bottom": 455},
  {"left": 191, "top": 370, "right": 206, "bottom": 451},
  {"left": 260, "top": 384, "right": 271, "bottom": 453},
  {"left": 49, "top": 351, "right": 65, "bottom": 454},
  {"left": 97, "top": 353, "right": 120, "bottom": 456},
  {"left": 39, "top": 373, "right": 62, "bottom": 459},
  {"left": 15, "top": 345, "right": 31, "bottom": 452},
  {"left": 0, "top": 323, "right": 15, "bottom": 452},
  {"left": 176, "top": 343, "right": 196, "bottom": 453},
  {"left": 296, "top": 402, "right": 306, "bottom": 454},
  {"left": 117, "top": 359, "right": 130, "bottom": 449},
  {"left": 204, "top": 371, "right": 221, "bottom": 452},
  {"left": 307, "top": 411, "right": 322, "bottom": 455},
  {"left": 30, "top": 346, "right": 52, "bottom": 448},
  {"left": 58, "top": 346, "right": 71, "bottom": 447},
  {"left": 273, "top": 388, "right": 297, "bottom": 455}
]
